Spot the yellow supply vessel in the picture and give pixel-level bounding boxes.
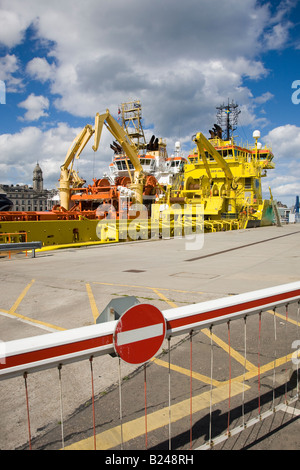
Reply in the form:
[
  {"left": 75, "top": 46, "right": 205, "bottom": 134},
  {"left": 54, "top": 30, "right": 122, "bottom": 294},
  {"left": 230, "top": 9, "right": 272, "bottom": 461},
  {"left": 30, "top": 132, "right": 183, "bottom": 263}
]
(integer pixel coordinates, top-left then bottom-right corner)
[{"left": 159, "top": 101, "right": 276, "bottom": 232}]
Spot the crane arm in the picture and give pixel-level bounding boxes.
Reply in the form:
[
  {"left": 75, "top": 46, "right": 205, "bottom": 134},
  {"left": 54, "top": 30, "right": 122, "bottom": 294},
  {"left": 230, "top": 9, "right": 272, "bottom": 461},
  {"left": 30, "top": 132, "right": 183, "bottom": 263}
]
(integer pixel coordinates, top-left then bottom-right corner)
[
  {"left": 194, "top": 132, "right": 234, "bottom": 181},
  {"left": 93, "top": 110, "right": 144, "bottom": 204},
  {"left": 62, "top": 125, "right": 95, "bottom": 170},
  {"left": 59, "top": 109, "right": 145, "bottom": 209},
  {"left": 93, "top": 110, "right": 143, "bottom": 177}
]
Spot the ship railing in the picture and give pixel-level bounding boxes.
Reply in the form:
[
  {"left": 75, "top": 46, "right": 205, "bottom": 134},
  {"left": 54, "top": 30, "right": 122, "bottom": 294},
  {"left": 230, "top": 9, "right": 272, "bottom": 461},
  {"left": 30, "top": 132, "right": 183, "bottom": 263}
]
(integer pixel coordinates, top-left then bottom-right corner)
[{"left": 1, "top": 281, "right": 300, "bottom": 450}]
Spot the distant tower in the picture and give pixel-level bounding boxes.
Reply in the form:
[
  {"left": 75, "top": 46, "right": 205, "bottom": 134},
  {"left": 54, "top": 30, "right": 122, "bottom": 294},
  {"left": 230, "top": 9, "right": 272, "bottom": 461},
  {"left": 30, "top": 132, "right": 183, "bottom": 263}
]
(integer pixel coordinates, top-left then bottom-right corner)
[{"left": 33, "top": 163, "right": 43, "bottom": 192}]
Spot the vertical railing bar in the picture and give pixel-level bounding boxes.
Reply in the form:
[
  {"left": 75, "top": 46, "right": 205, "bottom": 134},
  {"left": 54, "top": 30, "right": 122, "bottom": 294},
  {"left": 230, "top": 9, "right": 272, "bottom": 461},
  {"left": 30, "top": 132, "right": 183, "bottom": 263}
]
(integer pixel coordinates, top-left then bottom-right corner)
[
  {"left": 23, "top": 372, "right": 32, "bottom": 450},
  {"left": 189, "top": 330, "right": 193, "bottom": 450},
  {"left": 89, "top": 356, "right": 96, "bottom": 450},
  {"left": 297, "top": 302, "right": 300, "bottom": 399},
  {"left": 273, "top": 308, "right": 277, "bottom": 411},
  {"left": 285, "top": 303, "right": 289, "bottom": 403},
  {"left": 58, "top": 364, "right": 65, "bottom": 450},
  {"left": 258, "top": 311, "right": 262, "bottom": 417},
  {"left": 242, "top": 316, "right": 247, "bottom": 428},
  {"left": 209, "top": 325, "right": 214, "bottom": 448},
  {"left": 118, "top": 358, "right": 124, "bottom": 450},
  {"left": 227, "top": 321, "right": 231, "bottom": 435},
  {"left": 168, "top": 336, "right": 172, "bottom": 451},
  {"left": 144, "top": 364, "right": 148, "bottom": 450}
]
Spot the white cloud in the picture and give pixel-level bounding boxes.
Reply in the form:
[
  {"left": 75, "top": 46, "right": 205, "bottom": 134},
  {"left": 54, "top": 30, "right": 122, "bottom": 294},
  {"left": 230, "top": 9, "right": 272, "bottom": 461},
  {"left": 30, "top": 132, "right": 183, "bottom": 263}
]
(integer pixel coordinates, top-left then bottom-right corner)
[
  {"left": 0, "top": 0, "right": 298, "bottom": 205},
  {"left": 0, "top": 122, "right": 114, "bottom": 188},
  {"left": 18, "top": 93, "right": 50, "bottom": 121},
  {"left": 261, "top": 124, "right": 300, "bottom": 204},
  {"left": 263, "top": 124, "right": 300, "bottom": 160},
  {"left": 0, "top": 9, "right": 31, "bottom": 48},
  {"left": 264, "top": 22, "right": 292, "bottom": 50},
  {"left": 0, "top": 0, "right": 294, "bottom": 132},
  {"left": 26, "top": 57, "right": 56, "bottom": 83},
  {"left": 0, "top": 54, "right": 23, "bottom": 92}
]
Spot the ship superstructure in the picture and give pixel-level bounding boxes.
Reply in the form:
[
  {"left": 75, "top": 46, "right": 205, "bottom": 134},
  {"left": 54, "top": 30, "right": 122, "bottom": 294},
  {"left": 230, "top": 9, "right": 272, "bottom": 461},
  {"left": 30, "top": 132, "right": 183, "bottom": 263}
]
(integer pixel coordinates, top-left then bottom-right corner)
[
  {"left": 161, "top": 101, "right": 275, "bottom": 230},
  {"left": 106, "top": 101, "right": 185, "bottom": 188}
]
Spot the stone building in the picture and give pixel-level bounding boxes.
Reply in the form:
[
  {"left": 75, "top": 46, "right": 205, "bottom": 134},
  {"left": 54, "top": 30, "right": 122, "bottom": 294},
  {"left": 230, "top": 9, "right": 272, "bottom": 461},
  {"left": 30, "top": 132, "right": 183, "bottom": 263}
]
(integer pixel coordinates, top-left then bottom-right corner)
[{"left": 0, "top": 164, "right": 58, "bottom": 212}]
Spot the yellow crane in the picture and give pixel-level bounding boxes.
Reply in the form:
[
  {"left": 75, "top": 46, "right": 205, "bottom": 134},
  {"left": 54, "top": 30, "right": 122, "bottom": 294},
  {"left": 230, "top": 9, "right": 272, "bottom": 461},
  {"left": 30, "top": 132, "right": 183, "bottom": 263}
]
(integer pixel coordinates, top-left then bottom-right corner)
[{"left": 59, "top": 110, "right": 144, "bottom": 210}]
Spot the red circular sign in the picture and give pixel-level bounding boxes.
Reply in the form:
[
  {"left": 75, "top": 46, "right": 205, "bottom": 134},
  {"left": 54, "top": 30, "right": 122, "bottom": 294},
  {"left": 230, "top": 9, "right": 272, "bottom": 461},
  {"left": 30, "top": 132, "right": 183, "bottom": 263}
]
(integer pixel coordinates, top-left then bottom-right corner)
[{"left": 113, "top": 304, "right": 166, "bottom": 365}]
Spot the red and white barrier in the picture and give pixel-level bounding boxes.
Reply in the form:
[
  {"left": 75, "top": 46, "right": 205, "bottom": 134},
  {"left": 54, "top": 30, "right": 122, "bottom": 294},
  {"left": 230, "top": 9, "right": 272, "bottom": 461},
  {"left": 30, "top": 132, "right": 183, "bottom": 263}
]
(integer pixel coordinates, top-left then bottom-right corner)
[{"left": 1, "top": 281, "right": 300, "bottom": 380}]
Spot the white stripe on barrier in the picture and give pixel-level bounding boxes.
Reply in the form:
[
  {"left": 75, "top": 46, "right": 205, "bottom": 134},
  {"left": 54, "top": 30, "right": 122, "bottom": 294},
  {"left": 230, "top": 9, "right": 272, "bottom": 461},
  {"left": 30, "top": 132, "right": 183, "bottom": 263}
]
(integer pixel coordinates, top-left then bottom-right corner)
[{"left": 116, "top": 323, "right": 164, "bottom": 346}]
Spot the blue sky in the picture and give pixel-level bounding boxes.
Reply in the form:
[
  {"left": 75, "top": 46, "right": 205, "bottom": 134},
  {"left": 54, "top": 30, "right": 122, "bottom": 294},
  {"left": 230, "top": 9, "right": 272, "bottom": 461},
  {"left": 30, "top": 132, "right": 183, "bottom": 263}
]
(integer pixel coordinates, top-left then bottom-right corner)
[{"left": 0, "top": 0, "right": 299, "bottom": 207}]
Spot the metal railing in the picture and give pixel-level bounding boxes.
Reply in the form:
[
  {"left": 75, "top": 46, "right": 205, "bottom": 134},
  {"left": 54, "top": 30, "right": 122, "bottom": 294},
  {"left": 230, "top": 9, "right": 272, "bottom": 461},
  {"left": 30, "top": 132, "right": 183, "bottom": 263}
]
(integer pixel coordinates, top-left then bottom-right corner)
[
  {"left": 1, "top": 281, "right": 300, "bottom": 450},
  {"left": 0, "top": 241, "right": 42, "bottom": 259}
]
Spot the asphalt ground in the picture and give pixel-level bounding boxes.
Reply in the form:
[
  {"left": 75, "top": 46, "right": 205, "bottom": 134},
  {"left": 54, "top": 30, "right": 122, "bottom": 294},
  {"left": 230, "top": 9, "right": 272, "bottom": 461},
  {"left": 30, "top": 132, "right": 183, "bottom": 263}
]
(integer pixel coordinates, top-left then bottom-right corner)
[{"left": 0, "top": 223, "right": 300, "bottom": 451}]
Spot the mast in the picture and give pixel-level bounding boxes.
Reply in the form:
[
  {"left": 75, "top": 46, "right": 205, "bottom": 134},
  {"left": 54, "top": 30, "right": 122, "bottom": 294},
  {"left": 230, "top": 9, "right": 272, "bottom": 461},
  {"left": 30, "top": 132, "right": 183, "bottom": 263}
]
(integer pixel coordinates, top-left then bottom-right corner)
[
  {"left": 119, "top": 100, "right": 147, "bottom": 153},
  {"left": 216, "top": 99, "right": 241, "bottom": 141}
]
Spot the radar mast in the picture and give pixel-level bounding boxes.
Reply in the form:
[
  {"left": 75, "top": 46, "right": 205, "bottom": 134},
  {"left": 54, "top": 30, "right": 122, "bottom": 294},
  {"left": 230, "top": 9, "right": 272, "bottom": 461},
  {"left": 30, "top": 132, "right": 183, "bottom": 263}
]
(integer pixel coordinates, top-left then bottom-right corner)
[{"left": 216, "top": 99, "right": 241, "bottom": 141}]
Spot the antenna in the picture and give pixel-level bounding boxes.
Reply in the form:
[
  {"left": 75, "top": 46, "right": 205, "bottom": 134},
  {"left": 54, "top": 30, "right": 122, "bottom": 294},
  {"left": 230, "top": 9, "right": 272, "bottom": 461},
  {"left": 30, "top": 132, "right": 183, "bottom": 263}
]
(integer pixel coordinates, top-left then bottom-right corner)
[{"left": 216, "top": 99, "right": 241, "bottom": 141}]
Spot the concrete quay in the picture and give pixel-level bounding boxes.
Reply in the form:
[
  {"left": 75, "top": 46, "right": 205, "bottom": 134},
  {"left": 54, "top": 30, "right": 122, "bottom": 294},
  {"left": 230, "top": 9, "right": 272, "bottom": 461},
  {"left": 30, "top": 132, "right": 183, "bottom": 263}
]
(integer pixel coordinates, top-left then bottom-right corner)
[{"left": 0, "top": 223, "right": 300, "bottom": 450}]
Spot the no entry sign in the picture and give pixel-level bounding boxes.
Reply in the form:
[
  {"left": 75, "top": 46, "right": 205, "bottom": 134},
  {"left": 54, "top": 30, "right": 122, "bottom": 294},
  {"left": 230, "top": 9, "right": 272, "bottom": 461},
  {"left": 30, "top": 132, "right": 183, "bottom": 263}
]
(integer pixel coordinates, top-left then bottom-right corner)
[{"left": 113, "top": 304, "right": 166, "bottom": 365}]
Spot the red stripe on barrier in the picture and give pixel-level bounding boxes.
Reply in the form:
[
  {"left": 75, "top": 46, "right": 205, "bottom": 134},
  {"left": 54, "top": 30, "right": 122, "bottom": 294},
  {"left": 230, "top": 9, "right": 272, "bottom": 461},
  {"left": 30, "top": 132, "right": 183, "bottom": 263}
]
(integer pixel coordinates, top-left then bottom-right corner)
[
  {"left": 1, "top": 334, "right": 113, "bottom": 371},
  {"left": 166, "top": 289, "right": 300, "bottom": 331}
]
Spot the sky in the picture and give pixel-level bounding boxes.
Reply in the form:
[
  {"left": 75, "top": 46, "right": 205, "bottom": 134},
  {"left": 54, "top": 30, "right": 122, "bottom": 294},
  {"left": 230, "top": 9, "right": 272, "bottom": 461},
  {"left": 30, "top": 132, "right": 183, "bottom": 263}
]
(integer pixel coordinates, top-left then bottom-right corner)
[{"left": 0, "top": 0, "right": 299, "bottom": 207}]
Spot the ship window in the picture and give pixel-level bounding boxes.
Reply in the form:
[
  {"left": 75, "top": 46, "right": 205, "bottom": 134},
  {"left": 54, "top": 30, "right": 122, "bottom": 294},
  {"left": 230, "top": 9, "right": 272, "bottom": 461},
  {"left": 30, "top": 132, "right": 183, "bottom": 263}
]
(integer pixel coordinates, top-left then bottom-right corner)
[
  {"left": 245, "top": 178, "right": 252, "bottom": 189},
  {"left": 146, "top": 159, "right": 151, "bottom": 165},
  {"left": 140, "top": 159, "right": 145, "bottom": 165}
]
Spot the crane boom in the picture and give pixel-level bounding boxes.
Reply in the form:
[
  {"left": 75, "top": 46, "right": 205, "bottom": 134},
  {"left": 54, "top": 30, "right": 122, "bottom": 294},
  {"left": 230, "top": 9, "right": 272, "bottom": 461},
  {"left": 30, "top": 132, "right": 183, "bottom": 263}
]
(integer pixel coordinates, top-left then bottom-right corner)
[
  {"left": 59, "top": 109, "right": 144, "bottom": 210},
  {"left": 93, "top": 110, "right": 143, "bottom": 175},
  {"left": 194, "top": 132, "right": 234, "bottom": 181}
]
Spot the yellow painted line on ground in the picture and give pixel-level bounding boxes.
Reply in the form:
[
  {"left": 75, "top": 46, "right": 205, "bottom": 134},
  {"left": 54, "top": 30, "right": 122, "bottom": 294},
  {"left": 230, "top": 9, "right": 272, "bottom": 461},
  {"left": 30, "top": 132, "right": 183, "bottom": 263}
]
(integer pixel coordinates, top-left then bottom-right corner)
[
  {"left": 201, "top": 328, "right": 257, "bottom": 372},
  {"left": 0, "top": 279, "right": 66, "bottom": 332},
  {"left": 233, "top": 351, "right": 296, "bottom": 384},
  {"left": 267, "top": 309, "right": 300, "bottom": 327},
  {"left": 152, "top": 288, "right": 178, "bottom": 308},
  {"left": 86, "top": 283, "right": 99, "bottom": 324},
  {"left": 93, "top": 281, "right": 203, "bottom": 295},
  {"left": 151, "top": 357, "right": 221, "bottom": 387},
  {"left": 64, "top": 381, "right": 250, "bottom": 450},
  {"left": 9, "top": 279, "right": 35, "bottom": 314},
  {"left": 0, "top": 308, "right": 66, "bottom": 332}
]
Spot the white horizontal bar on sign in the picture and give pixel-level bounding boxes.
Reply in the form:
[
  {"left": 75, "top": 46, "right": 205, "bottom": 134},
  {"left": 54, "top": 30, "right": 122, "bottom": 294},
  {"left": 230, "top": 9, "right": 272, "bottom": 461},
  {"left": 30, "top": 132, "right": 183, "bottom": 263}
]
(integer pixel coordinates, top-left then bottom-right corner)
[{"left": 117, "top": 323, "right": 164, "bottom": 346}]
